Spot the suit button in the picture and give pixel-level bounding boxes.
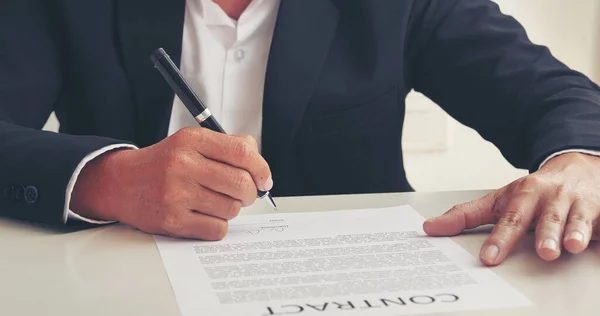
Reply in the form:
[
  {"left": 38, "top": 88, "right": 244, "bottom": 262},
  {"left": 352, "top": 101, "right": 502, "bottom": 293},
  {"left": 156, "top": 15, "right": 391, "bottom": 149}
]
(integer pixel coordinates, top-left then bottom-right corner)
[
  {"left": 13, "top": 185, "right": 25, "bottom": 202},
  {"left": 2, "top": 185, "right": 15, "bottom": 201},
  {"left": 24, "top": 186, "right": 39, "bottom": 204}
]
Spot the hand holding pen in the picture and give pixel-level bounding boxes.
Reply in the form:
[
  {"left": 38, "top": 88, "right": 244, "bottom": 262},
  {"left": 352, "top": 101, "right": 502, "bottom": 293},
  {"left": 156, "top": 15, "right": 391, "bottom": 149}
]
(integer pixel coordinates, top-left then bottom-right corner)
[
  {"left": 150, "top": 48, "right": 277, "bottom": 209},
  {"left": 68, "top": 51, "right": 275, "bottom": 241},
  {"left": 67, "top": 50, "right": 275, "bottom": 240},
  {"left": 69, "top": 113, "right": 273, "bottom": 241}
]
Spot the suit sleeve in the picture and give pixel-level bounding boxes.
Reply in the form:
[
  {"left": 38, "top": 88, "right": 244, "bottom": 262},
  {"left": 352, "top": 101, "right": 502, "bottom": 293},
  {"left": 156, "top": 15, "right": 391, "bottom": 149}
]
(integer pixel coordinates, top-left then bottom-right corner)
[
  {"left": 0, "top": 0, "right": 134, "bottom": 225},
  {"left": 406, "top": 0, "right": 600, "bottom": 172}
]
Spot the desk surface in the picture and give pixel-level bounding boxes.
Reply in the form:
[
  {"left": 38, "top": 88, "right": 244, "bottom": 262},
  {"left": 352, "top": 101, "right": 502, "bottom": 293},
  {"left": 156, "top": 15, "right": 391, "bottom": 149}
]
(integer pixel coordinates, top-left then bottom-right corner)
[{"left": 1, "top": 190, "right": 599, "bottom": 316}]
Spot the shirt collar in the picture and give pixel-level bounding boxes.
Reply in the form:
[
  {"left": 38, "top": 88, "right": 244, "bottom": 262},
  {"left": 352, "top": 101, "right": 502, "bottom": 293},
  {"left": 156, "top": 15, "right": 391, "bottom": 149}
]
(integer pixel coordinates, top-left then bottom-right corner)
[
  {"left": 197, "top": 0, "right": 271, "bottom": 27},
  {"left": 198, "top": 0, "right": 236, "bottom": 27}
]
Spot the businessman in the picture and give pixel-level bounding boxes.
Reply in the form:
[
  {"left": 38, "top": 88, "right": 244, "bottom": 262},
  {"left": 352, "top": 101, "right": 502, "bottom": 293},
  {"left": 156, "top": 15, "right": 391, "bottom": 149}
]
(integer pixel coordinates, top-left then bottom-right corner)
[{"left": 2, "top": 0, "right": 600, "bottom": 266}]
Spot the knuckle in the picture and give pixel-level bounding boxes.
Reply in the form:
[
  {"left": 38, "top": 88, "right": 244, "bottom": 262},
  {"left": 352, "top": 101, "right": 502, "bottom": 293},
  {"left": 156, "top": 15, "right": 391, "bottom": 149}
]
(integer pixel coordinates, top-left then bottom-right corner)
[
  {"left": 224, "top": 199, "right": 242, "bottom": 219},
  {"left": 206, "top": 220, "right": 228, "bottom": 240},
  {"left": 491, "top": 197, "right": 505, "bottom": 220},
  {"left": 243, "top": 192, "right": 257, "bottom": 206},
  {"left": 171, "top": 127, "right": 195, "bottom": 143},
  {"left": 498, "top": 210, "right": 525, "bottom": 228},
  {"left": 173, "top": 127, "right": 207, "bottom": 148},
  {"left": 166, "top": 151, "right": 195, "bottom": 171},
  {"left": 540, "top": 211, "right": 563, "bottom": 225},
  {"left": 563, "top": 161, "right": 582, "bottom": 175},
  {"left": 233, "top": 140, "right": 253, "bottom": 160},
  {"left": 554, "top": 184, "right": 571, "bottom": 199},
  {"left": 241, "top": 134, "right": 258, "bottom": 148},
  {"left": 234, "top": 170, "right": 254, "bottom": 192},
  {"left": 518, "top": 176, "right": 545, "bottom": 192},
  {"left": 569, "top": 212, "right": 590, "bottom": 225}
]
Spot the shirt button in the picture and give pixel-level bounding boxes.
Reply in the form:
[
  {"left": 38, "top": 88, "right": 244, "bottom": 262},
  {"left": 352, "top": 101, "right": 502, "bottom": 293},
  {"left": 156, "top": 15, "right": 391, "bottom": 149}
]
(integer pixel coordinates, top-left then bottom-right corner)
[{"left": 234, "top": 49, "right": 245, "bottom": 62}]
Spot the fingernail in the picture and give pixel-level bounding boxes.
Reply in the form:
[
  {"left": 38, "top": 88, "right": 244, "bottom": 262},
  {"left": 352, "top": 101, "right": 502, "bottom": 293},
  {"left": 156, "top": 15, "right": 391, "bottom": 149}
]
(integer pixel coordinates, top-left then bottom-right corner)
[
  {"left": 481, "top": 245, "right": 499, "bottom": 262},
  {"left": 541, "top": 238, "right": 558, "bottom": 251},
  {"left": 263, "top": 176, "right": 273, "bottom": 191},
  {"left": 567, "top": 231, "right": 584, "bottom": 243}
]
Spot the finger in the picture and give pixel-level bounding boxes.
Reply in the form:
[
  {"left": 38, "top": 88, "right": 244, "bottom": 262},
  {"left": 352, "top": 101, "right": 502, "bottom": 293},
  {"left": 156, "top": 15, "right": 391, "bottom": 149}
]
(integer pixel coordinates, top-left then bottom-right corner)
[
  {"left": 187, "top": 186, "right": 242, "bottom": 221},
  {"left": 194, "top": 157, "right": 257, "bottom": 206},
  {"left": 423, "top": 191, "right": 498, "bottom": 236},
  {"left": 562, "top": 200, "right": 594, "bottom": 254},
  {"left": 160, "top": 210, "right": 229, "bottom": 241},
  {"left": 230, "top": 134, "right": 259, "bottom": 146},
  {"left": 228, "top": 134, "right": 274, "bottom": 191},
  {"left": 480, "top": 191, "right": 538, "bottom": 266},
  {"left": 187, "top": 129, "right": 273, "bottom": 191},
  {"left": 534, "top": 197, "right": 571, "bottom": 261}
]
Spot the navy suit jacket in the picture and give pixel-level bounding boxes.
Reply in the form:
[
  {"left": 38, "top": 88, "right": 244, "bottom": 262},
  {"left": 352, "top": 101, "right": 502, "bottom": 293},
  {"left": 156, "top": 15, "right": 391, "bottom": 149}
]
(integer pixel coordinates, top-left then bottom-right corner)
[{"left": 2, "top": 0, "right": 600, "bottom": 225}]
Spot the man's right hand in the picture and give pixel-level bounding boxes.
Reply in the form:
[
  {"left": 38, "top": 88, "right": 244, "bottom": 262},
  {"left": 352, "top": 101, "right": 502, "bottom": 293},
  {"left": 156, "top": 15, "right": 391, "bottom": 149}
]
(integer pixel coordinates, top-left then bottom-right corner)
[{"left": 70, "top": 127, "right": 273, "bottom": 240}]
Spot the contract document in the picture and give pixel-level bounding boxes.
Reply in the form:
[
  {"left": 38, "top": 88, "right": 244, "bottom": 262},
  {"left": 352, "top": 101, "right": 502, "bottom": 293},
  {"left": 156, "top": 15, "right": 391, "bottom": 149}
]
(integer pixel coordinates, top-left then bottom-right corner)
[{"left": 154, "top": 206, "right": 531, "bottom": 316}]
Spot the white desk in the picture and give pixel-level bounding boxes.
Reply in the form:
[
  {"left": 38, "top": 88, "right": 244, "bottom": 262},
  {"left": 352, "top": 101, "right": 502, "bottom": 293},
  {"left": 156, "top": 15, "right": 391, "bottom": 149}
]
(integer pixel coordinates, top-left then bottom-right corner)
[{"left": 1, "top": 190, "right": 599, "bottom": 315}]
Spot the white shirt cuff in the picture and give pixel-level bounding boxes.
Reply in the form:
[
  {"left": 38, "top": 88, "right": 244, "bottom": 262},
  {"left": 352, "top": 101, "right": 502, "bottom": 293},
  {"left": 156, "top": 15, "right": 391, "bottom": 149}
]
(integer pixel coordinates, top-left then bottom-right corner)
[
  {"left": 538, "top": 149, "right": 600, "bottom": 170},
  {"left": 63, "top": 144, "right": 139, "bottom": 224}
]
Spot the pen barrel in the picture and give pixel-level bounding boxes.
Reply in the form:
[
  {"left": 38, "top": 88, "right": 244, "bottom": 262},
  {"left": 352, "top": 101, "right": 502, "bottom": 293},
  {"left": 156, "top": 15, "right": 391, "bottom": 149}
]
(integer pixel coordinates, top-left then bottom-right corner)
[
  {"left": 151, "top": 49, "right": 204, "bottom": 118},
  {"left": 200, "top": 116, "right": 225, "bottom": 134}
]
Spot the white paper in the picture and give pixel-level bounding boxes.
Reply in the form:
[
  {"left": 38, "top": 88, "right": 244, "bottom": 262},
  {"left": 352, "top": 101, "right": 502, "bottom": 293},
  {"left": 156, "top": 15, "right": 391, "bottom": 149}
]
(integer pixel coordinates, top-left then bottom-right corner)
[{"left": 154, "top": 206, "right": 531, "bottom": 316}]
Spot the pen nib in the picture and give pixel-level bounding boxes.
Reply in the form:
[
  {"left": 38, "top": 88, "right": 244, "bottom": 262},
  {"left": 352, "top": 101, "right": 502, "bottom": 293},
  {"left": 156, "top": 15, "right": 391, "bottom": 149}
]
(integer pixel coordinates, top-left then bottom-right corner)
[{"left": 266, "top": 192, "right": 277, "bottom": 210}]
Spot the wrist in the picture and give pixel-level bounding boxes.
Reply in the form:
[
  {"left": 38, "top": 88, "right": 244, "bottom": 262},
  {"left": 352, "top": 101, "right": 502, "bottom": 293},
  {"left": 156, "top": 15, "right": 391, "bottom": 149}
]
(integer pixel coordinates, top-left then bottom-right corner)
[
  {"left": 543, "top": 152, "right": 586, "bottom": 166},
  {"left": 70, "top": 148, "right": 134, "bottom": 222}
]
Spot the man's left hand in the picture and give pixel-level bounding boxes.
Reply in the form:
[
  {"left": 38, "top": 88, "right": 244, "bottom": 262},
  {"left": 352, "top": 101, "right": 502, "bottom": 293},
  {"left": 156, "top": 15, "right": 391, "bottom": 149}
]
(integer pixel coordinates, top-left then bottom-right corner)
[{"left": 424, "top": 152, "right": 600, "bottom": 266}]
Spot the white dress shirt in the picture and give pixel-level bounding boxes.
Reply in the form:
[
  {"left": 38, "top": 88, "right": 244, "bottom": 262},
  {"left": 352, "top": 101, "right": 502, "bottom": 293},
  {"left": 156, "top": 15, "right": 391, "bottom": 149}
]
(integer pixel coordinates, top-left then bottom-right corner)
[
  {"left": 64, "top": 0, "right": 280, "bottom": 223},
  {"left": 62, "top": 0, "right": 598, "bottom": 224},
  {"left": 167, "top": 0, "right": 280, "bottom": 145}
]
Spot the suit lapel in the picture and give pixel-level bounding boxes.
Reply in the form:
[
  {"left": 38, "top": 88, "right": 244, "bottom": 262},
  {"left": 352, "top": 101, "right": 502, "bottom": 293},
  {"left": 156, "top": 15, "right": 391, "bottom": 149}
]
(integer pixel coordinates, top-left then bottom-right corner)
[
  {"left": 262, "top": 0, "right": 339, "bottom": 183},
  {"left": 115, "top": 0, "right": 185, "bottom": 147}
]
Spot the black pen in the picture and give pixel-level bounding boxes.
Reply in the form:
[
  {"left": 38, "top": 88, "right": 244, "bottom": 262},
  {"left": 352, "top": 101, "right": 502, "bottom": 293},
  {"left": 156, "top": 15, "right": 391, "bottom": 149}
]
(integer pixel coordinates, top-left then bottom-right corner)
[{"left": 150, "top": 47, "right": 277, "bottom": 210}]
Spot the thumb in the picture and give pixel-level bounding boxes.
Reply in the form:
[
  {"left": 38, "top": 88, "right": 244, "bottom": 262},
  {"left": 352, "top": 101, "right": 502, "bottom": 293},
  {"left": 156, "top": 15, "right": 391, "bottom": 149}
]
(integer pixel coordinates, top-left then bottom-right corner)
[{"left": 423, "top": 191, "right": 499, "bottom": 236}]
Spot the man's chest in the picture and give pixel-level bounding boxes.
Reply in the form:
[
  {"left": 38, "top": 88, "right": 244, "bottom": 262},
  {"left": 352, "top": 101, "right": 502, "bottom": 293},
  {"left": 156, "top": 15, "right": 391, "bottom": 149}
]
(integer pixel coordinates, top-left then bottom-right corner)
[{"left": 56, "top": 0, "right": 418, "bottom": 144}]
